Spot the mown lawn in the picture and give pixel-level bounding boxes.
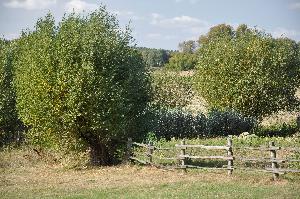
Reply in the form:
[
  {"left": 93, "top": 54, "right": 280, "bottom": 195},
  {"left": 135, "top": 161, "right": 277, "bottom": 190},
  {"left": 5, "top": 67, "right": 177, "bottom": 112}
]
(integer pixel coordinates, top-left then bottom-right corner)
[{"left": 1, "top": 163, "right": 300, "bottom": 199}]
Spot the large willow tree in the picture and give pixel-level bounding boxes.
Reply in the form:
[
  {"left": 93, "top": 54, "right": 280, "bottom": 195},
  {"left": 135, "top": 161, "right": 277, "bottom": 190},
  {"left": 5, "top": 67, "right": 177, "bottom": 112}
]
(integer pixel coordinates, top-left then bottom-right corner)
[
  {"left": 195, "top": 24, "right": 300, "bottom": 119},
  {"left": 14, "top": 8, "right": 150, "bottom": 165}
]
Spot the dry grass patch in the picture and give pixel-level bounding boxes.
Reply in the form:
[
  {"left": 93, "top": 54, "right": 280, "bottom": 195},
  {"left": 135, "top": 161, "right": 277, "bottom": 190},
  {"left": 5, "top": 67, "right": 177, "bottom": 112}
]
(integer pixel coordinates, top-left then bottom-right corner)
[{"left": 1, "top": 148, "right": 300, "bottom": 198}]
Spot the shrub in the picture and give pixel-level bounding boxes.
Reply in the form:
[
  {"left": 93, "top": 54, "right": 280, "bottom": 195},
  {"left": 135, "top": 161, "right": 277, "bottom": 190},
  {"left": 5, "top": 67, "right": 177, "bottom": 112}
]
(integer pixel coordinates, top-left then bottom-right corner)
[
  {"left": 195, "top": 25, "right": 300, "bottom": 119},
  {"left": 13, "top": 8, "right": 150, "bottom": 165},
  {"left": 151, "top": 108, "right": 206, "bottom": 139},
  {"left": 148, "top": 108, "right": 256, "bottom": 139},
  {"left": 256, "top": 122, "right": 298, "bottom": 137},
  {"left": 206, "top": 109, "right": 257, "bottom": 136}
]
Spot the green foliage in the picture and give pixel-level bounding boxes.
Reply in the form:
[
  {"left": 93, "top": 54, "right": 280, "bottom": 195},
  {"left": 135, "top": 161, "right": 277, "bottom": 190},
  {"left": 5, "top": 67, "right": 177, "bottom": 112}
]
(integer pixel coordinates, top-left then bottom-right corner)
[
  {"left": 206, "top": 109, "right": 257, "bottom": 136},
  {"left": 256, "top": 122, "right": 298, "bottom": 137},
  {"left": 198, "top": 23, "right": 234, "bottom": 46},
  {"left": 0, "top": 39, "right": 22, "bottom": 147},
  {"left": 147, "top": 107, "right": 256, "bottom": 139},
  {"left": 236, "top": 24, "right": 251, "bottom": 38},
  {"left": 137, "top": 47, "right": 171, "bottom": 67},
  {"left": 150, "top": 108, "right": 206, "bottom": 139},
  {"left": 165, "top": 52, "right": 197, "bottom": 71},
  {"left": 144, "top": 131, "right": 158, "bottom": 144},
  {"left": 13, "top": 8, "right": 150, "bottom": 164},
  {"left": 151, "top": 71, "right": 194, "bottom": 108},
  {"left": 178, "top": 40, "right": 197, "bottom": 53},
  {"left": 195, "top": 25, "right": 300, "bottom": 119}
]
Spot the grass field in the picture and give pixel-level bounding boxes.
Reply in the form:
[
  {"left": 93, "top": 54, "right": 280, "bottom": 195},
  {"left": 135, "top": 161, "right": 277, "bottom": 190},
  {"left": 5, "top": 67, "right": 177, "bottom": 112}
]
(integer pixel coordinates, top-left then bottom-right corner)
[
  {"left": 1, "top": 148, "right": 300, "bottom": 199},
  {"left": 1, "top": 164, "right": 300, "bottom": 199}
]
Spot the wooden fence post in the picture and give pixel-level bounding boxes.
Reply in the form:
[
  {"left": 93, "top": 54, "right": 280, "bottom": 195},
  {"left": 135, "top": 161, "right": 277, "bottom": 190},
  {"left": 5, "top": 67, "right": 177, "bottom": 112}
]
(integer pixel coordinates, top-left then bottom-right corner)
[
  {"left": 269, "top": 141, "right": 279, "bottom": 180},
  {"left": 180, "top": 139, "right": 187, "bottom": 172},
  {"left": 227, "top": 135, "right": 233, "bottom": 175},
  {"left": 148, "top": 141, "right": 154, "bottom": 164},
  {"left": 126, "top": 138, "right": 132, "bottom": 162}
]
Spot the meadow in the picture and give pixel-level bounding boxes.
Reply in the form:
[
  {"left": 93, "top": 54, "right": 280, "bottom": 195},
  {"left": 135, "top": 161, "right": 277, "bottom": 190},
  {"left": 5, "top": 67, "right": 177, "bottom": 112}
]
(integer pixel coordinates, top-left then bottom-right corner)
[{"left": 1, "top": 147, "right": 300, "bottom": 199}]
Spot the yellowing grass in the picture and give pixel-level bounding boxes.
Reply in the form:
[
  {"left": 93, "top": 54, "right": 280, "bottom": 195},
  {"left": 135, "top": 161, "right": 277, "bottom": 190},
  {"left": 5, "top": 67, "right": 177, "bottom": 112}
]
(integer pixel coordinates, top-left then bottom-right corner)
[{"left": 1, "top": 147, "right": 300, "bottom": 199}]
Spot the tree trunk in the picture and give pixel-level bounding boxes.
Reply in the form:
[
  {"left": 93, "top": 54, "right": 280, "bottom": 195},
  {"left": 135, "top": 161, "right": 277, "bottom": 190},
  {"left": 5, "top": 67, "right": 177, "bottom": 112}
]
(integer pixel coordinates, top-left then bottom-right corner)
[
  {"left": 78, "top": 129, "right": 113, "bottom": 165},
  {"left": 89, "top": 142, "right": 111, "bottom": 166}
]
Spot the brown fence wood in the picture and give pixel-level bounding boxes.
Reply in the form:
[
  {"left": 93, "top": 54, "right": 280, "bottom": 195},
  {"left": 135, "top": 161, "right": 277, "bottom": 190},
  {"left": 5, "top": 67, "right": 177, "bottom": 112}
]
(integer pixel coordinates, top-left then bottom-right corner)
[
  {"left": 132, "top": 142, "right": 149, "bottom": 148},
  {"left": 227, "top": 136, "right": 233, "bottom": 175},
  {"left": 180, "top": 140, "right": 187, "bottom": 172},
  {"left": 176, "top": 144, "right": 229, "bottom": 150},
  {"left": 183, "top": 165, "right": 233, "bottom": 170},
  {"left": 128, "top": 136, "right": 300, "bottom": 179},
  {"left": 148, "top": 141, "right": 154, "bottom": 163},
  {"left": 235, "top": 146, "right": 281, "bottom": 151},
  {"left": 178, "top": 155, "right": 234, "bottom": 160},
  {"left": 269, "top": 141, "right": 279, "bottom": 180},
  {"left": 236, "top": 157, "right": 286, "bottom": 163}
]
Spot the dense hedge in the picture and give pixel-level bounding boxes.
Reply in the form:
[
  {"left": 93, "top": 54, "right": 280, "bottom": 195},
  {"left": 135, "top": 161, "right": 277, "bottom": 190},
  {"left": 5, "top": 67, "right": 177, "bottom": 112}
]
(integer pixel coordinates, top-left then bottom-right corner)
[
  {"left": 148, "top": 107, "right": 257, "bottom": 139},
  {"left": 256, "top": 123, "right": 298, "bottom": 137},
  {"left": 150, "top": 108, "right": 206, "bottom": 139},
  {"left": 206, "top": 109, "right": 257, "bottom": 136}
]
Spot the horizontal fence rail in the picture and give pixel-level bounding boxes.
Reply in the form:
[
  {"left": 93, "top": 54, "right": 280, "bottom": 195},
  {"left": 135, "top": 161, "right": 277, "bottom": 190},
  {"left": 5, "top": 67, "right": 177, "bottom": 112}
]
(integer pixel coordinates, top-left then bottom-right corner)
[
  {"left": 175, "top": 144, "right": 230, "bottom": 150},
  {"left": 127, "top": 136, "right": 300, "bottom": 180}
]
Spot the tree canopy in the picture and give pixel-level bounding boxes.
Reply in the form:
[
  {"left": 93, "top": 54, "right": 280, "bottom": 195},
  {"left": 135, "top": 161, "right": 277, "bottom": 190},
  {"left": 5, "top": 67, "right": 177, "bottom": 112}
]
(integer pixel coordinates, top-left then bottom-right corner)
[
  {"left": 165, "top": 52, "right": 197, "bottom": 71},
  {"left": 137, "top": 47, "right": 172, "bottom": 67},
  {"left": 195, "top": 24, "right": 300, "bottom": 119},
  {"left": 198, "top": 24, "right": 234, "bottom": 46},
  {"left": 178, "top": 40, "right": 197, "bottom": 53},
  {"left": 0, "top": 39, "right": 20, "bottom": 146},
  {"left": 13, "top": 8, "right": 150, "bottom": 165}
]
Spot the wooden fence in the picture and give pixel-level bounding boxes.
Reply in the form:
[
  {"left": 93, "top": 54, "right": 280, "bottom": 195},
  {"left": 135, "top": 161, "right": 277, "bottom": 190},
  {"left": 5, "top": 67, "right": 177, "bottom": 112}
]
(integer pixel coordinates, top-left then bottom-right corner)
[{"left": 126, "top": 137, "right": 300, "bottom": 180}]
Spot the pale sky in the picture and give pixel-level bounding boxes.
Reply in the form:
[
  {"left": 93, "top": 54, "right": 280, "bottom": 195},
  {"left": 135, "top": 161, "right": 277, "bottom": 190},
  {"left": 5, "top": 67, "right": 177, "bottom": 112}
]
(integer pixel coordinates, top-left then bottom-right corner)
[{"left": 0, "top": 0, "right": 300, "bottom": 49}]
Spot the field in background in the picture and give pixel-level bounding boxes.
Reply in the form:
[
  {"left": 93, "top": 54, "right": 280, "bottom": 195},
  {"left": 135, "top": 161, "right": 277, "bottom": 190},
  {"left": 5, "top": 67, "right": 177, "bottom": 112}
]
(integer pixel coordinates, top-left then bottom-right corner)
[{"left": 156, "top": 70, "right": 300, "bottom": 126}]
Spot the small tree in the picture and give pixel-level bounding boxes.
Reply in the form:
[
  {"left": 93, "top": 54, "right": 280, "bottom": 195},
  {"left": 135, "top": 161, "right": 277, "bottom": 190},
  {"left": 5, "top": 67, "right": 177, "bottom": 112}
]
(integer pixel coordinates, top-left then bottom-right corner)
[
  {"left": 198, "top": 24, "right": 234, "bottom": 46},
  {"left": 165, "top": 52, "right": 197, "bottom": 71},
  {"left": 138, "top": 47, "right": 170, "bottom": 67},
  {"left": 195, "top": 26, "right": 300, "bottom": 119},
  {"left": 178, "top": 40, "right": 197, "bottom": 53},
  {"left": 14, "top": 8, "right": 150, "bottom": 165}
]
